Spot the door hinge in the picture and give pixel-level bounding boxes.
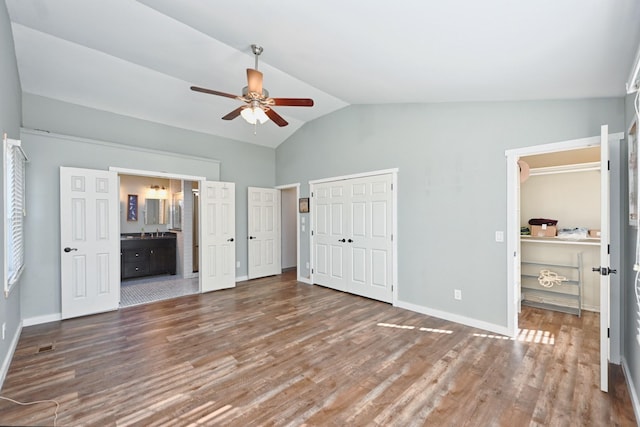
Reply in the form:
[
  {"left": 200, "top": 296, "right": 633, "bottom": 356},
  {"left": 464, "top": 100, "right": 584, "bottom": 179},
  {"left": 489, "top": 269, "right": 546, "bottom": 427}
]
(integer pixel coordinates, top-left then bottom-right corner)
[
  {"left": 312, "top": 268, "right": 314, "bottom": 274},
  {"left": 608, "top": 244, "right": 610, "bottom": 255},
  {"left": 608, "top": 160, "right": 610, "bottom": 171},
  {"left": 311, "top": 230, "right": 314, "bottom": 236},
  {"left": 391, "top": 183, "right": 394, "bottom": 190},
  {"left": 391, "top": 234, "right": 393, "bottom": 241},
  {"left": 391, "top": 285, "right": 394, "bottom": 291},
  {"left": 311, "top": 192, "right": 314, "bottom": 197},
  {"left": 607, "top": 328, "right": 610, "bottom": 338}
]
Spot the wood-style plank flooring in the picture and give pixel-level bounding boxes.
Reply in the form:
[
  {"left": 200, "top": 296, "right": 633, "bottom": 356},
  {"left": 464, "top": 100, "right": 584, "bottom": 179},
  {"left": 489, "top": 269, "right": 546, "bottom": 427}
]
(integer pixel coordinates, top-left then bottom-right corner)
[{"left": 0, "top": 271, "right": 636, "bottom": 426}]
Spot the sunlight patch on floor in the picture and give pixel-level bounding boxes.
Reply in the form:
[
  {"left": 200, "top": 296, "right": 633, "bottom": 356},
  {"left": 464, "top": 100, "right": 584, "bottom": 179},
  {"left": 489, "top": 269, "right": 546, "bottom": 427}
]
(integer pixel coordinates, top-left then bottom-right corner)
[{"left": 377, "top": 323, "right": 453, "bottom": 334}]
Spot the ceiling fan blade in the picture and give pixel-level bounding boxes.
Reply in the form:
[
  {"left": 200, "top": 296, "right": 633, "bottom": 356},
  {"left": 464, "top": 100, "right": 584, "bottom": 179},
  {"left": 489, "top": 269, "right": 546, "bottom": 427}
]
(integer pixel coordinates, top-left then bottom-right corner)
[
  {"left": 271, "top": 98, "right": 314, "bottom": 107},
  {"left": 265, "top": 108, "right": 288, "bottom": 127},
  {"left": 221, "top": 106, "right": 244, "bottom": 120},
  {"left": 247, "top": 69, "right": 263, "bottom": 94},
  {"left": 191, "top": 86, "right": 238, "bottom": 99}
]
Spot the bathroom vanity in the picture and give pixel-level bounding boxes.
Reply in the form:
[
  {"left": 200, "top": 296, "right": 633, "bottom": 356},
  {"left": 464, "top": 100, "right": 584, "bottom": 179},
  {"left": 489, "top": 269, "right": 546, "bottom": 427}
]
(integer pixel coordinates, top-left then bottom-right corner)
[{"left": 120, "top": 233, "right": 177, "bottom": 280}]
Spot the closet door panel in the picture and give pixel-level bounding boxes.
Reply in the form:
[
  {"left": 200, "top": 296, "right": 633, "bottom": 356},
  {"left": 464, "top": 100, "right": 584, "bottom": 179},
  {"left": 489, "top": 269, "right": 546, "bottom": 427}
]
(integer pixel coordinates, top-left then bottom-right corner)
[
  {"left": 371, "top": 249, "right": 388, "bottom": 287},
  {"left": 313, "top": 181, "right": 348, "bottom": 291},
  {"left": 351, "top": 247, "right": 366, "bottom": 285}
]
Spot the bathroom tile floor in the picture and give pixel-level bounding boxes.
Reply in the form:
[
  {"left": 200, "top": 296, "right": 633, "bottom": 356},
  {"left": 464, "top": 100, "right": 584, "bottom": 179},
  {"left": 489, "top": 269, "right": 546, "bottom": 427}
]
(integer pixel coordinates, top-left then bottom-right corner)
[{"left": 120, "top": 275, "right": 199, "bottom": 307}]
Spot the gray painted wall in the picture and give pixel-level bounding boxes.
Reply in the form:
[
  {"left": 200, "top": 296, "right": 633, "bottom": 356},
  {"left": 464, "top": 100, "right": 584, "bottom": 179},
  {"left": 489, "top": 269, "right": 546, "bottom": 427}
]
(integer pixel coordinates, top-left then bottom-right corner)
[
  {"left": 20, "top": 95, "right": 276, "bottom": 320},
  {"left": 0, "top": 0, "right": 22, "bottom": 387},
  {"left": 623, "top": 92, "right": 640, "bottom": 409},
  {"left": 276, "top": 99, "right": 625, "bottom": 328}
]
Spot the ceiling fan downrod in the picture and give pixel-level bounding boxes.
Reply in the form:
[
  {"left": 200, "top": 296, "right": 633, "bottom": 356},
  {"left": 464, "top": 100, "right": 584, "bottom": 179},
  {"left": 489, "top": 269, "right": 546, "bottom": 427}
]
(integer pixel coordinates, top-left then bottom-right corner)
[{"left": 251, "top": 44, "right": 263, "bottom": 70}]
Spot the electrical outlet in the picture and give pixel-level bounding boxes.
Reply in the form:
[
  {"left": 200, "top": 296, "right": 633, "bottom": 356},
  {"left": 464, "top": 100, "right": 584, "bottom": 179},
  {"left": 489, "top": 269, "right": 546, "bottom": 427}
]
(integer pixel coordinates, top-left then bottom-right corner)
[
  {"left": 306, "top": 262, "right": 310, "bottom": 269},
  {"left": 1, "top": 322, "right": 5, "bottom": 340},
  {"left": 236, "top": 261, "right": 240, "bottom": 268},
  {"left": 454, "top": 290, "right": 462, "bottom": 300}
]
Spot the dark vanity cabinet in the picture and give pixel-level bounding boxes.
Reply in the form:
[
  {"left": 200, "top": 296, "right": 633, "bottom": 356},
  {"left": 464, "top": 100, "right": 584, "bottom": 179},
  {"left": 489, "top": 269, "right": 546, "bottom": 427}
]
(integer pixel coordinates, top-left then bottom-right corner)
[{"left": 121, "top": 234, "right": 177, "bottom": 280}]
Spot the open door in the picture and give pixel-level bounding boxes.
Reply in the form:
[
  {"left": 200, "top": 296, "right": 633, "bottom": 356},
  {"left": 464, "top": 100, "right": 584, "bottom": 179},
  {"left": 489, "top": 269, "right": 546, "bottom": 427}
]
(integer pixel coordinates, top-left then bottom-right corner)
[
  {"left": 200, "top": 181, "right": 236, "bottom": 292},
  {"left": 596, "top": 124, "right": 612, "bottom": 392},
  {"left": 60, "top": 167, "right": 119, "bottom": 319},
  {"left": 247, "top": 187, "right": 281, "bottom": 280}
]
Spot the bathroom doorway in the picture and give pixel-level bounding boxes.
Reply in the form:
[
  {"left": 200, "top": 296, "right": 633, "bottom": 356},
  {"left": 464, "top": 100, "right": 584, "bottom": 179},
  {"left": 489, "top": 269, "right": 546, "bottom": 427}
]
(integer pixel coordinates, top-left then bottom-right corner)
[{"left": 117, "top": 172, "right": 204, "bottom": 307}]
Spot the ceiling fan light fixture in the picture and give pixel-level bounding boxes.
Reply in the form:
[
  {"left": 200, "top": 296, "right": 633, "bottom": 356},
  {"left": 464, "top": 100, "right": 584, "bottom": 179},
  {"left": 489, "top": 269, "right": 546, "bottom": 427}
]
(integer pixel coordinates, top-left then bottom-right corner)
[{"left": 241, "top": 106, "right": 269, "bottom": 125}]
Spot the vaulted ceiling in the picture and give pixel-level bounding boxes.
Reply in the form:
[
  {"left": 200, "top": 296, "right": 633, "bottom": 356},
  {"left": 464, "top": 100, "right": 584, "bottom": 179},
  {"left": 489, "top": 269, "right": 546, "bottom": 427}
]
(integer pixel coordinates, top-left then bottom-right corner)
[{"left": 6, "top": 0, "right": 640, "bottom": 148}]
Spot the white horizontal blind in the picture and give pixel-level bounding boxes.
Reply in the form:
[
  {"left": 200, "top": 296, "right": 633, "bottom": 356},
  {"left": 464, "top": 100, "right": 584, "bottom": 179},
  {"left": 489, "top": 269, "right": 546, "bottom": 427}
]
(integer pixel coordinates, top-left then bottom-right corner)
[{"left": 4, "top": 136, "right": 27, "bottom": 294}]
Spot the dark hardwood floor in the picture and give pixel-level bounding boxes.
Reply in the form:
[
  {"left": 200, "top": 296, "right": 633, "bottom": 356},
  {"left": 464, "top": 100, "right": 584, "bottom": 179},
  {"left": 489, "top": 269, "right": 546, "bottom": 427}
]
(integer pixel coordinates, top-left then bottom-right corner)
[{"left": 0, "top": 271, "right": 636, "bottom": 426}]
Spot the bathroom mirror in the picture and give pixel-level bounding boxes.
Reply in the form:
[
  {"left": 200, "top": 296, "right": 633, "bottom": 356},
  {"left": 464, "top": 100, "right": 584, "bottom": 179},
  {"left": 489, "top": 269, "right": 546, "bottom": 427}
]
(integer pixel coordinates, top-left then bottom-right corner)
[{"left": 145, "top": 198, "right": 168, "bottom": 225}]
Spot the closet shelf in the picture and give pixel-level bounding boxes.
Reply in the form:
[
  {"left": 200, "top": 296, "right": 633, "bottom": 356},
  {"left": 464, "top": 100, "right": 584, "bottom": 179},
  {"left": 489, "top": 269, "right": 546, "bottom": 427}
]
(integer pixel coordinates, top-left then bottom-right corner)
[
  {"left": 520, "top": 274, "right": 579, "bottom": 285},
  {"left": 520, "top": 252, "right": 582, "bottom": 317},
  {"left": 521, "top": 235, "right": 600, "bottom": 246}
]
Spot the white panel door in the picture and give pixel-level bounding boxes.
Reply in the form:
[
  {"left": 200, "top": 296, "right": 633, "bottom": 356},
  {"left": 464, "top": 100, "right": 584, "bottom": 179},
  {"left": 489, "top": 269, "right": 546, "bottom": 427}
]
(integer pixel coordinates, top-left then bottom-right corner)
[
  {"left": 312, "top": 173, "right": 394, "bottom": 303},
  {"left": 313, "top": 182, "right": 348, "bottom": 291},
  {"left": 598, "top": 125, "right": 611, "bottom": 392},
  {"left": 247, "top": 187, "right": 281, "bottom": 280},
  {"left": 200, "top": 181, "right": 236, "bottom": 292},
  {"left": 347, "top": 175, "right": 393, "bottom": 303},
  {"left": 60, "top": 167, "right": 119, "bottom": 319}
]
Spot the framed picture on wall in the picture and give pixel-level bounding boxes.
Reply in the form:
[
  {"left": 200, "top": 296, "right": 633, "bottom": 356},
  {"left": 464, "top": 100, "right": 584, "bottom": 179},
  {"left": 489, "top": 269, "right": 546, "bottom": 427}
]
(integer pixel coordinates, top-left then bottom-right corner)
[
  {"left": 299, "top": 197, "right": 309, "bottom": 213},
  {"left": 127, "top": 194, "right": 138, "bottom": 221}
]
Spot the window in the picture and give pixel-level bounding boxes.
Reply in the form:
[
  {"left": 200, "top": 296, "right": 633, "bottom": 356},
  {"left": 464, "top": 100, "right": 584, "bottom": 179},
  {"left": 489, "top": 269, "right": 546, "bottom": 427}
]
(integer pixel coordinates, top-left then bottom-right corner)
[{"left": 3, "top": 135, "right": 27, "bottom": 296}]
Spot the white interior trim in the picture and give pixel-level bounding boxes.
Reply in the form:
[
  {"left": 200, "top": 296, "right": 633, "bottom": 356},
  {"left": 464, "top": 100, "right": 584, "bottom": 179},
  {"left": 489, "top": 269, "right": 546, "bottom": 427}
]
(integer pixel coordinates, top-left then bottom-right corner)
[
  {"left": 21, "top": 128, "right": 220, "bottom": 165},
  {"left": 0, "top": 320, "right": 22, "bottom": 390},
  {"left": 505, "top": 133, "right": 624, "bottom": 157},
  {"left": 395, "top": 300, "right": 510, "bottom": 336},
  {"left": 309, "top": 168, "right": 399, "bottom": 185},
  {"left": 110, "top": 167, "right": 206, "bottom": 182},
  {"left": 275, "top": 183, "right": 303, "bottom": 283}
]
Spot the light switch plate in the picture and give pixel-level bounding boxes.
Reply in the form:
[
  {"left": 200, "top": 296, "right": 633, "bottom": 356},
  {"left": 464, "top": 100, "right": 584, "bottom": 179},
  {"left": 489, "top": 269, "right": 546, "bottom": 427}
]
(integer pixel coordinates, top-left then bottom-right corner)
[{"left": 495, "top": 231, "right": 504, "bottom": 242}]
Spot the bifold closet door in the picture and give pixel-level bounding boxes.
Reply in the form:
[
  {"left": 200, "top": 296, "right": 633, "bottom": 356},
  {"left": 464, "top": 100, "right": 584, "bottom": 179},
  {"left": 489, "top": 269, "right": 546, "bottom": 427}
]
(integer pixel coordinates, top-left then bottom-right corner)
[{"left": 313, "top": 173, "right": 393, "bottom": 303}]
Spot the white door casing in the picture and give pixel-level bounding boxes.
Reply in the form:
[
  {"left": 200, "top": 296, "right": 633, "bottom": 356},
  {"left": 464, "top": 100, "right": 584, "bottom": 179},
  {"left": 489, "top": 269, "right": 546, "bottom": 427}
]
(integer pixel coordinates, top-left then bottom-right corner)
[
  {"left": 599, "top": 124, "right": 611, "bottom": 392},
  {"left": 247, "top": 187, "right": 281, "bottom": 280},
  {"left": 60, "top": 167, "right": 119, "bottom": 319},
  {"left": 200, "top": 181, "right": 236, "bottom": 292},
  {"left": 505, "top": 129, "right": 623, "bottom": 392},
  {"left": 312, "top": 173, "right": 394, "bottom": 303}
]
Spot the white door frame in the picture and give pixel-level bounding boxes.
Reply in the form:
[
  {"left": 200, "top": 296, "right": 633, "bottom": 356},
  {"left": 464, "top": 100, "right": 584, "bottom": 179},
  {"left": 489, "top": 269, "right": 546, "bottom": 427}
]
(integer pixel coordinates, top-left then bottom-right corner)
[
  {"left": 505, "top": 133, "right": 622, "bottom": 335},
  {"left": 109, "top": 167, "right": 208, "bottom": 292},
  {"left": 505, "top": 132, "right": 623, "bottom": 391},
  {"left": 309, "top": 168, "right": 399, "bottom": 304},
  {"left": 276, "top": 183, "right": 304, "bottom": 283}
]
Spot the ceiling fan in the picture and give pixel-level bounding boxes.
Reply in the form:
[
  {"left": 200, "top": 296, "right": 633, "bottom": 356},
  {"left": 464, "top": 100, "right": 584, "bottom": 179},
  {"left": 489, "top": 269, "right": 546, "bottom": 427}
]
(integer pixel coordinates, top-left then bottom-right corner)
[{"left": 190, "top": 45, "right": 314, "bottom": 127}]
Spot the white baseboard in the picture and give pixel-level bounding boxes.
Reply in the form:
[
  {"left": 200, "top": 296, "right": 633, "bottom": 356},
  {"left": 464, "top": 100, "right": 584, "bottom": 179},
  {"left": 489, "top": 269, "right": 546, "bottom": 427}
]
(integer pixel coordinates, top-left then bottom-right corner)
[
  {"left": 22, "top": 313, "right": 62, "bottom": 327},
  {"left": 394, "top": 300, "right": 510, "bottom": 336},
  {"left": 0, "top": 320, "right": 22, "bottom": 391},
  {"left": 622, "top": 356, "right": 640, "bottom": 425}
]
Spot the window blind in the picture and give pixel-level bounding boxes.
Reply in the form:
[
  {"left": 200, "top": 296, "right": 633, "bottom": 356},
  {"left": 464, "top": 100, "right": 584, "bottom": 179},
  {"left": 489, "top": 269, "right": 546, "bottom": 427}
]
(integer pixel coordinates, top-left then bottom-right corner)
[{"left": 4, "top": 135, "right": 27, "bottom": 295}]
